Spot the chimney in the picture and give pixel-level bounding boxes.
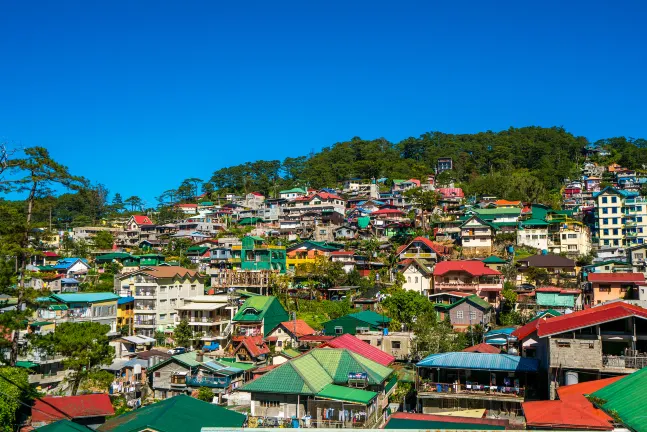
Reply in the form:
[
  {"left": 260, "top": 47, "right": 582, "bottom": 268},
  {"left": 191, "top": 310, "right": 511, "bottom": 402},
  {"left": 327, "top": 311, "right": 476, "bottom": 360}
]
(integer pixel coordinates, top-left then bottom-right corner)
[{"left": 196, "top": 350, "right": 204, "bottom": 363}]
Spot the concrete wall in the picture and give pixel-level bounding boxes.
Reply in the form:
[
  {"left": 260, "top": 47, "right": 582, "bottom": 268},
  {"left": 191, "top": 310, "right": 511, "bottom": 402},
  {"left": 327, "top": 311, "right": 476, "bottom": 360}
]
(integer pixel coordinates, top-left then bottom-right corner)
[
  {"left": 150, "top": 361, "right": 190, "bottom": 398},
  {"left": 548, "top": 337, "right": 602, "bottom": 369},
  {"left": 251, "top": 393, "right": 305, "bottom": 418},
  {"left": 356, "top": 332, "right": 412, "bottom": 360}
]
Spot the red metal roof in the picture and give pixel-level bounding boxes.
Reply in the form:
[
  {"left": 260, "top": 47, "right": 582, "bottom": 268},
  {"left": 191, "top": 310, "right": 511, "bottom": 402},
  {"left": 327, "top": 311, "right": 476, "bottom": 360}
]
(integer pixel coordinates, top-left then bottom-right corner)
[
  {"left": 436, "top": 188, "right": 464, "bottom": 198},
  {"left": 234, "top": 336, "right": 270, "bottom": 357},
  {"left": 329, "top": 250, "right": 355, "bottom": 256},
  {"left": 321, "top": 334, "right": 395, "bottom": 366},
  {"left": 277, "top": 320, "right": 316, "bottom": 337},
  {"left": 386, "top": 412, "right": 509, "bottom": 428},
  {"left": 558, "top": 376, "right": 623, "bottom": 401},
  {"left": 294, "top": 192, "right": 344, "bottom": 202},
  {"left": 433, "top": 260, "right": 502, "bottom": 276},
  {"left": 522, "top": 400, "right": 613, "bottom": 430},
  {"left": 370, "top": 208, "right": 405, "bottom": 216},
  {"left": 31, "top": 394, "right": 114, "bottom": 423},
  {"left": 400, "top": 236, "right": 451, "bottom": 257},
  {"left": 535, "top": 286, "right": 581, "bottom": 294},
  {"left": 43, "top": 251, "right": 60, "bottom": 257},
  {"left": 462, "top": 342, "right": 501, "bottom": 354},
  {"left": 587, "top": 272, "right": 645, "bottom": 283},
  {"left": 534, "top": 302, "right": 647, "bottom": 337},
  {"left": 132, "top": 215, "right": 153, "bottom": 225},
  {"left": 512, "top": 319, "right": 541, "bottom": 340},
  {"left": 298, "top": 335, "right": 335, "bottom": 342}
]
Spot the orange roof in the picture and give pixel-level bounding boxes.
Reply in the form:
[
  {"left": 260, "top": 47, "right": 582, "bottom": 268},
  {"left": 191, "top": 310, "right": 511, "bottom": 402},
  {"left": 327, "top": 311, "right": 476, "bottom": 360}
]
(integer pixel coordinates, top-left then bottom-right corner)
[
  {"left": 235, "top": 336, "right": 270, "bottom": 357},
  {"left": 494, "top": 199, "right": 521, "bottom": 206},
  {"left": 277, "top": 320, "right": 316, "bottom": 337},
  {"left": 132, "top": 215, "right": 153, "bottom": 225},
  {"left": 462, "top": 343, "right": 501, "bottom": 354},
  {"left": 557, "top": 376, "right": 624, "bottom": 401},
  {"left": 522, "top": 400, "right": 613, "bottom": 430}
]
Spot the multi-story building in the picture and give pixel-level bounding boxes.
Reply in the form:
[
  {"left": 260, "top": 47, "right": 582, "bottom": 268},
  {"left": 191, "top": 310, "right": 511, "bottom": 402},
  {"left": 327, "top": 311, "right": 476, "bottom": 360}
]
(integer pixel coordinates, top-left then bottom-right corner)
[
  {"left": 594, "top": 186, "right": 647, "bottom": 248},
  {"left": 517, "top": 219, "right": 549, "bottom": 251},
  {"left": 432, "top": 261, "right": 503, "bottom": 306},
  {"left": 400, "top": 259, "right": 433, "bottom": 296},
  {"left": 285, "top": 192, "right": 346, "bottom": 216},
  {"left": 71, "top": 226, "right": 121, "bottom": 242},
  {"left": 231, "top": 236, "right": 286, "bottom": 273},
  {"left": 175, "top": 295, "right": 238, "bottom": 349},
  {"left": 35, "top": 292, "right": 119, "bottom": 333},
  {"left": 117, "top": 296, "right": 134, "bottom": 334},
  {"left": 460, "top": 215, "right": 496, "bottom": 257},
  {"left": 116, "top": 266, "right": 206, "bottom": 337},
  {"left": 583, "top": 273, "right": 646, "bottom": 306},
  {"left": 232, "top": 295, "right": 289, "bottom": 337},
  {"left": 513, "top": 302, "right": 647, "bottom": 400},
  {"left": 547, "top": 218, "right": 592, "bottom": 257}
]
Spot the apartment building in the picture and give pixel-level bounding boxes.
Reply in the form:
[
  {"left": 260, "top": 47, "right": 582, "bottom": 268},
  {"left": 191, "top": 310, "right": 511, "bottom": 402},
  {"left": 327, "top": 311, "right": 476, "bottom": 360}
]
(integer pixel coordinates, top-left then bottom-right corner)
[
  {"left": 594, "top": 186, "right": 647, "bottom": 248},
  {"left": 175, "top": 295, "right": 238, "bottom": 349},
  {"left": 35, "top": 292, "right": 119, "bottom": 333},
  {"left": 117, "top": 266, "right": 206, "bottom": 338},
  {"left": 460, "top": 215, "right": 496, "bottom": 257}
]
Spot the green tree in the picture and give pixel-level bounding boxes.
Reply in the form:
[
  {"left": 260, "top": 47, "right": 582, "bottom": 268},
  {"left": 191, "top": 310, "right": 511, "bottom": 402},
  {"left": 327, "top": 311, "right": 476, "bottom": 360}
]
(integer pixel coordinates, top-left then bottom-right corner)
[
  {"left": 32, "top": 322, "right": 115, "bottom": 395},
  {"left": 403, "top": 188, "right": 440, "bottom": 231},
  {"left": 173, "top": 319, "right": 193, "bottom": 348},
  {"left": 382, "top": 290, "right": 433, "bottom": 328},
  {"left": 124, "top": 196, "right": 143, "bottom": 212},
  {"left": 0, "top": 366, "right": 33, "bottom": 432},
  {"left": 196, "top": 387, "right": 214, "bottom": 403},
  {"left": 93, "top": 230, "right": 114, "bottom": 249},
  {"left": 525, "top": 267, "right": 550, "bottom": 286}
]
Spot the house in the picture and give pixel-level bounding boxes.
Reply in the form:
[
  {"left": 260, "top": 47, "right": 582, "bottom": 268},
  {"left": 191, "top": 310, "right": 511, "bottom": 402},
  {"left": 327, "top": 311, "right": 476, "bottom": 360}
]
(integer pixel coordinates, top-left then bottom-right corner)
[
  {"left": 320, "top": 333, "right": 395, "bottom": 366},
  {"left": 116, "top": 296, "right": 134, "bottom": 334},
  {"left": 583, "top": 272, "right": 645, "bottom": 306},
  {"left": 97, "top": 394, "right": 246, "bottom": 432},
  {"left": 384, "top": 412, "right": 509, "bottom": 430},
  {"left": 279, "top": 187, "right": 307, "bottom": 200},
  {"left": 481, "top": 255, "right": 507, "bottom": 272},
  {"left": 175, "top": 294, "right": 237, "bottom": 350},
  {"left": 462, "top": 342, "right": 501, "bottom": 354},
  {"left": 232, "top": 295, "right": 289, "bottom": 337},
  {"left": 48, "top": 277, "right": 80, "bottom": 294},
  {"left": 334, "top": 225, "right": 358, "bottom": 241},
  {"left": 591, "top": 365, "right": 647, "bottom": 432},
  {"left": 516, "top": 254, "right": 577, "bottom": 285},
  {"left": 267, "top": 319, "right": 316, "bottom": 351},
  {"left": 51, "top": 258, "right": 90, "bottom": 277},
  {"left": 434, "top": 294, "right": 493, "bottom": 331},
  {"left": 31, "top": 394, "right": 114, "bottom": 429},
  {"left": 242, "top": 192, "right": 265, "bottom": 209},
  {"left": 512, "top": 302, "right": 647, "bottom": 399},
  {"left": 416, "top": 352, "right": 539, "bottom": 416},
  {"left": 116, "top": 266, "right": 206, "bottom": 338},
  {"left": 272, "top": 348, "right": 302, "bottom": 365},
  {"left": 535, "top": 286, "right": 582, "bottom": 310},
  {"left": 239, "top": 348, "right": 395, "bottom": 428},
  {"left": 522, "top": 376, "right": 621, "bottom": 431},
  {"left": 147, "top": 351, "right": 251, "bottom": 403},
  {"left": 460, "top": 215, "right": 497, "bottom": 257},
  {"left": 396, "top": 236, "right": 450, "bottom": 263},
  {"left": 286, "top": 241, "right": 341, "bottom": 271},
  {"left": 287, "top": 192, "right": 347, "bottom": 215},
  {"left": 232, "top": 236, "right": 287, "bottom": 273},
  {"left": 432, "top": 260, "right": 503, "bottom": 305},
  {"left": 175, "top": 203, "right": 199, "bottom": 214},
  {"left": 517, "top": 219, "right": 550, "bottom": 251},
  {"left": 436, "top": 157, "right": 453, "bottom": 173},
  {"left": 329, "top": 250, "right": 357, "bottom": 273},
  {"left": 230, "top": 335, "right": 270, "bottom": 364},
  {"left": 399, "top": 259, "right": 433, "bottom": 296},
  {"left": 323, "top": 310, "right": 391, "bottom": 336},
  {"left": 35, "top": 292, "right": 119, "bottom": 332},
  {"left": 125, "top": 215, "right": 154, "bottom": 230}
]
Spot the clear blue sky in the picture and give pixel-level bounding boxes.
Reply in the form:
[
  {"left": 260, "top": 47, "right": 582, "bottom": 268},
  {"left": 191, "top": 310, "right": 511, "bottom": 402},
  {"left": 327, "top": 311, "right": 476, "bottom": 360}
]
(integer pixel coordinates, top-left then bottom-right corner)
[{"left": 1, "top": 1, "right": 646, "bottom": 204}]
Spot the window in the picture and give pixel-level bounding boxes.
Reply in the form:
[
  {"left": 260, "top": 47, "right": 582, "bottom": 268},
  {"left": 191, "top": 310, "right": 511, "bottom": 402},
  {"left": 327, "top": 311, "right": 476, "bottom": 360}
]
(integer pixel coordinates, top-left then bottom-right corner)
[
  {"left": 261, "top": 400, "right": 281, "bottom": 408},
  {"left": 470, "top": 311, "right": 477, "bottom": 321},
  {"left": 391, "top": 341, "right": 401, "bottom": 349},
  {"left": 155, "top": 372, "right": 161, "bottom": 377},
  {"left": 160, "top": 286, "right": 166, "bottom": 293},
  {"left": 557, "top": 341, "right": 571, "bottom": 348},
  {"left": 568, "top": 234, "right": 577, "bottom": 239},
  {"left": 415, "top": 277, "right": 418, "bottom": 283},
  {"left": 635, "top": 253, "right": 644, "bottom": 260},
  {"left": 407, "top": 277, "right": 411, "bottom": 283},
  {"left": 612, "top": 207, "right": 618, "bottom": 214},
  {"left": 613, "top": 229, "right": 619, "bottom": 235},
  {"left": 562, "top": 234, "right": 567, "bottom": 240},
  {"left": 602, "top": 208, "right": 608, "bottom": 214},
  {"left": 456, "top": 310, "right": 464, "bottom": 319},
  {"left": 335, "top": 326, "right": 343, "bottom": 335},
  {"left": 598, "top": 284, "right": 611, "bottom": 292},
  {"left": 160, "top": 314, "right": 167, "bottom": 320},
  {"left": 277, "top": 340, "right": 283, "bottom": 347},
  {"left": 611, "top": 196, "right": 618, "bottom": 203},
  {"left": 568, "top": 245, "right": 577, "bottom": 250}
]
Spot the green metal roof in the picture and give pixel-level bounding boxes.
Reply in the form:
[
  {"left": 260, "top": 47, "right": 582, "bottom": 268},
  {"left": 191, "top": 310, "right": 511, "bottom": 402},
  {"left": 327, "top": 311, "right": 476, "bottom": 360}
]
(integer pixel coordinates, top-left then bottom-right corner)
[
  {"left": 519, "top": 218, "right": 550, "bottom": 227},
  {"left": 238, "top": 217, "right": 264, "bottom": 225},
  {"left": 16, "top": 361, "right": 38, "bottom": 369},
  {"left": 449, "top": 294, "right": 493, "bottom": 311},
  {"left": 529, "top": 309, "right": 562, "bottom": 322},
  {"left": 50, "top": 293, "right": 119, "bottom": 304},
  {"left": 481, "top": 255, "right": 507, "bottom": 264},
  {"left": 215, "top": 359, "right": 257, "bottom": 371},
  {"left": 95, "top": 252, "right": 133, "bottom": 261},
  {"left": 38, "top": 420, "right": 93, "bottom": 432},
  {"left": 347, "top": 310, "right": 391, "bottom": 327},
  {"left": 48, "top": 304, "right": 68, "bottom": 311},
  {"left": 317, "top": 383, "right": 377, "bottom": 404},
  {"left": 417, "top": 352, "right": 539, "bottom": 372},
  {"left": 592, "top": 364, "right": 647, "bottom": 431},
  {"left": 385, "top": 417, "right": 506, "bottom": 430},
  {"left": 281, "top": 348, "right": 301, "bottom": 358},
  {"left": 473, "top": 208, "right": 522, "bottom": 216},
  {"left": 30, "top": 321, "right": 54, "bottom": 327},
  {"left": 233, "top": 296, "right": 274, "bottom": 322},
  {"left": 97, "top": 394, "right": 245, "bottom": 432},
  {"left": 240, "top": 348, "right": 393, "bottom": 395},
  {"left": 279, "top": 187, "right": 307, "bottom": 194}
]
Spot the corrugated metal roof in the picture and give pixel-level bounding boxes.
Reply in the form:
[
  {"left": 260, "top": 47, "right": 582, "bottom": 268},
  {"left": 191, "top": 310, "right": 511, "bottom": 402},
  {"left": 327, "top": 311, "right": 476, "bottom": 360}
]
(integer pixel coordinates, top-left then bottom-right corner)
[
  {"left": 537, "top": 302, "right": 647, "bottom": 337},
  {"left": 323, "top": 334, "right": 395, "bottom": 366},
  {"left": 416, "top": 352, "right": 539, "bottom": 372},
  {"left": 522, "top": 400, "right": 613, "bottom": 430},
  {"left": 384, "top": 412, "right": 508, "bottom": 430},
  {"left": 592, "top": 365, "right": 647, "bottom": 431},
  {"left": 317, "top": 384, "right": 377, "bottom": 405},
  {"left": 51, "top": 292, "right": 119, "bottom": 303}
]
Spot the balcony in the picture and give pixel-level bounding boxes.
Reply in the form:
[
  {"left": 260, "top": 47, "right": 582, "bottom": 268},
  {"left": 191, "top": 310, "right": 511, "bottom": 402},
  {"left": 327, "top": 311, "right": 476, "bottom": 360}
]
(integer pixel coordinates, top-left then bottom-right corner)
[
  {"left": 186, "top": 375, "right": 231, "bottom": 388},
  {"left": 134, "top": 318, "right": 156, "bottom": 327},
  {"left": 401, "top": 252, "right": 434, "bottom": 258},
  {"left": 170, "top": 374, "right": 187, "bottom": 387},
  {"left": 603, "top": 355, "right": 647, "bottom": 370},
  {"left": 134, "top": 289, "right": 156, "bottom": 298},
  {"left": 418, "top": 381, "right": 526, "bottom": 401}
]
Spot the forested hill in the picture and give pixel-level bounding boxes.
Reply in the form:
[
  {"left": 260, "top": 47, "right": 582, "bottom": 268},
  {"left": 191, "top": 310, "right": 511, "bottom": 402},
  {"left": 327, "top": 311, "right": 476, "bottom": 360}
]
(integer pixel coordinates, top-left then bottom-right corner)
[{"left": 203, "top": 126, "right": 646, "bottom": 202}]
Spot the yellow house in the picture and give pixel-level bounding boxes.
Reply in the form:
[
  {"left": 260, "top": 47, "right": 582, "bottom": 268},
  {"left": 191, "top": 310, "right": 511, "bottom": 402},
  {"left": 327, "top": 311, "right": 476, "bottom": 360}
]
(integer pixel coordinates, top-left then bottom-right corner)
[{"left": 117, "top": 296, "right": 134, "bottom": 335}]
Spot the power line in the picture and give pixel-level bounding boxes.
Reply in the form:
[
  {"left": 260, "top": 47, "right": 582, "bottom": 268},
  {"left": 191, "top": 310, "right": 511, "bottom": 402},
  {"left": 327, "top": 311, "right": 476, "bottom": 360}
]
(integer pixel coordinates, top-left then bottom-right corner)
[{"left": 0, "top": 372, "right": 73, "bottom": 421}]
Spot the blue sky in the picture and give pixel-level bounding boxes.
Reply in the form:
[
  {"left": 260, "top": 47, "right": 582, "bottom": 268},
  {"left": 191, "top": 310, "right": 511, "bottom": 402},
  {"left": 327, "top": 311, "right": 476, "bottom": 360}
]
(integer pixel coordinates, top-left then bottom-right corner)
[{"left": 1, "top": 1, "right": 646, "bottom": 204}]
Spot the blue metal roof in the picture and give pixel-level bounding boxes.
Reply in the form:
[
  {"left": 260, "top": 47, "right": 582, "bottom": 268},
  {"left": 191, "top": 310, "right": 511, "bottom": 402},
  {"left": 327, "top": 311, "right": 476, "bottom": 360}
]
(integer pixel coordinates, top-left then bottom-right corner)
[
  {"left": 484, "top": 327, "right": 516, "bottom": 337},
  {"left": 60, "top": 278, "right": 80, "bottom": 284},
  {"left": 117, "top": 296, "right": 134, "bottom": 305},
  {"left": 417, "top": 352, "right": 539, "bottom": 372},
  {"left": 51, "top": 292, "right": 119, "bottom": 303}
]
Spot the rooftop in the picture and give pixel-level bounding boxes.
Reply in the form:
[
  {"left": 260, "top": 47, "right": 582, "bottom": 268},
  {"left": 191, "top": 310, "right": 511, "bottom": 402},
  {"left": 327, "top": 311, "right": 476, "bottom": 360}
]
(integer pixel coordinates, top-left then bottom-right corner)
[
  {"left": 322, "top": 334, "right": 395, "bottom": 366},
  {"left": 32, "top": 394, "right": 114, "bottom": 423},
  {"left": 417, "top": 352, "right": 539, "bottom": 373}
]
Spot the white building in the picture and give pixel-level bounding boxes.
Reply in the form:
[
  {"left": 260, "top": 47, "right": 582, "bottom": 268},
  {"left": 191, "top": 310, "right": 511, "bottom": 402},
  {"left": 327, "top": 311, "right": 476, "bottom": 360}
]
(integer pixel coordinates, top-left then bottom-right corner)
[
  {"left": 400, "top": 259, "right": 433, "bottom": 296},
  {"left": 595, "top": 186, "right": 647, "bottom": 248},
  {"left": 175, "top": 295, "right": 237, "bottom": 348},
  {"left": 117, "top": 266, "right": 206, "bottom": 338},
  {"left": 517, "top": 219, "right": 549, "bottom": 251},
  {"left": 460, "top": 215, "right": 495, "bottom": 257}
]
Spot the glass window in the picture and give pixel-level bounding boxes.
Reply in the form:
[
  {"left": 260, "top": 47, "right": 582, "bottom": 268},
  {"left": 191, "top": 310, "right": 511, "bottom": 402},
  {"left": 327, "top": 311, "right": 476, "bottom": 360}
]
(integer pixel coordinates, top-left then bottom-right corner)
[
  {"left": 611, "top": 196, "right": 618, "bottom": 203},
  {"left": 456, "top": 310, "right": 464, "bottom": 319},
  {"left": 602, "top": 208, "right": 608, "bottom": 214},
  {"left": 602, "top": 197, "right": 608, "bottom": 204}
]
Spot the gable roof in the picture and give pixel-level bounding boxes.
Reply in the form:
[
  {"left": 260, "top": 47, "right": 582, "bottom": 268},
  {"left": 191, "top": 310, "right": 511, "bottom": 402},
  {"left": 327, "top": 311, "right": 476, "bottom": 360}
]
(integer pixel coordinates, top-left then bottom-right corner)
[
  {"left": 433, "top": 260, "right": 502, "bottom": 277},
  {"left": 234, "top": 336, "right": 270, "bottom": 357},
  {"left": 399, "top": 258, "right": 432, "bottom": 276},
  {"left": 399, "top": 236, "right": 451, "bottom": 257},
  {"left": 239, "top": 348, "right": 392, "bottom": 395},
  {"left": 97, "top": 394, "right": 245, "bottom": 432},
  {"left": 32, "top": 394, "right": 114, "bottom": 423},
  {"left": 131, "top": 215, "right": 153, "bottom": 225},
  {"left": 347, "top": 310, "right": 391, "bottom": 326},
  {"left": 417, "top": 352, "right": 539, "bottom": 372},
  {"left": 122, "top": 266, "right": 201, "bottom": 280},
  {"left": 37, "top": 420, "right": 93, "bottom": 432},
  {"left": 462, "top": 343, "right": 501, "bottom": 354},
  {"left": 444, "top": 294, "right": 493, "bottom": 311},
  {"left": 276, "top": 320, "right": 316, "bottom": 337},
  {"left": 384, "top": 412, "right": 509, "bottom": 430},
  {"left": 522, "top": 400, "right": 614, "bottom": 430},
  {"left": 232, "top": 296, "right": 275, "bottom": 322},
  {"left": 481, "top": 255, "right": 507, "bottom": 264},
  {"left": 322, "top": 334, "right": 395, "bottom": 366}
]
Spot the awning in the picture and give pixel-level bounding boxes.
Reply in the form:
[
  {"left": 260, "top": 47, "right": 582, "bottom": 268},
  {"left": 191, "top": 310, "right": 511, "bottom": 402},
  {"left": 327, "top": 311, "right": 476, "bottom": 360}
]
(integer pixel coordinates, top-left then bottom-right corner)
[
  {"left": 16, "top": 361, "right": 37, "bottom": 369},
  {"left": 316, "top": 384, "right": 377, "bottom": 405},
  {"left": 176, "top": 303, "right": 226, "bottom": 311},
  {"left": 121, "top": 335, "right": 156, "bottom": 344}
]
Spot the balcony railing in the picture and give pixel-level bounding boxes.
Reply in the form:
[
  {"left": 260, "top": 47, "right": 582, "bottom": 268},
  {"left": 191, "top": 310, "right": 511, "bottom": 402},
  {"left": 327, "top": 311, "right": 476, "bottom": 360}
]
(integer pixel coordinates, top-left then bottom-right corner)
[
  {"left": 186, "top": 375, "right": 231, "bottom": 388},
  {"left": 418, "top": 381, "right": 525, "bottom": 399},
  {"left": 603, "top": 355, "right": 647, "bottom": 370},
  {"left": 401, "top": 253, "right": 434, "bottom": 258}
]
